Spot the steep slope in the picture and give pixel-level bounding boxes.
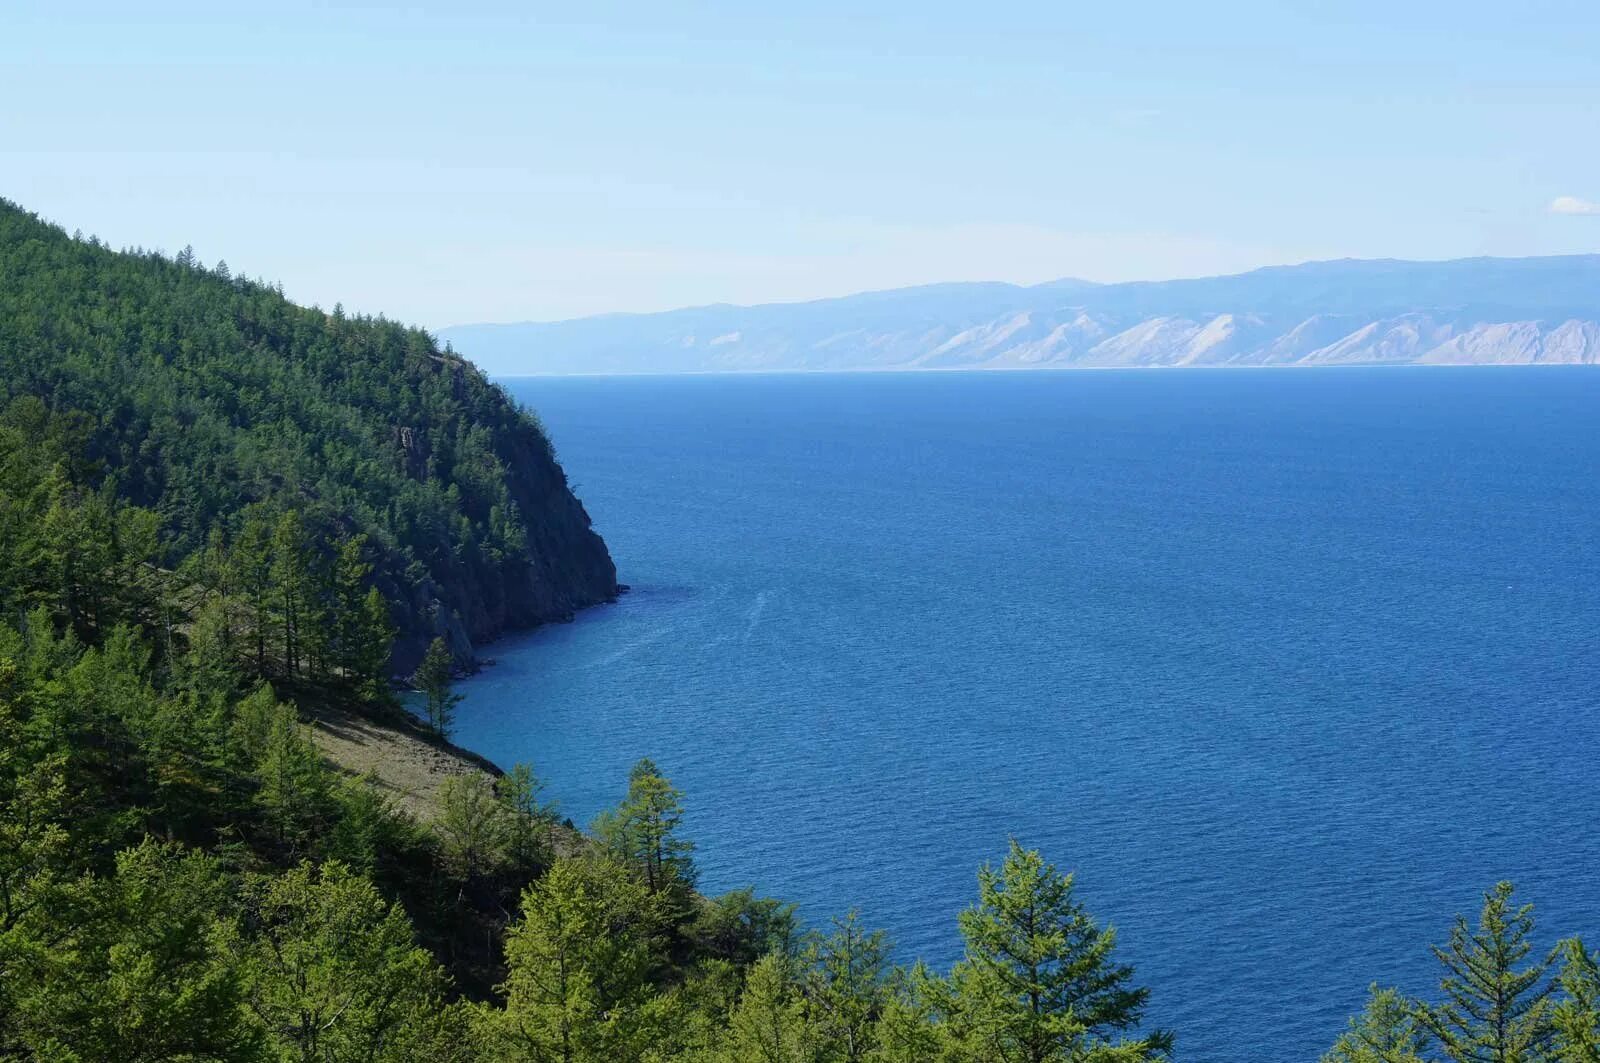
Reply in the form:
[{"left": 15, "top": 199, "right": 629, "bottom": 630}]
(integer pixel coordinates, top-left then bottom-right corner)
[
  {"left": 441, "top": 254, "right": 1600, "bottom": 374},
  {"left": 0, "top": 198, "right": 617, "bottom": 667}
]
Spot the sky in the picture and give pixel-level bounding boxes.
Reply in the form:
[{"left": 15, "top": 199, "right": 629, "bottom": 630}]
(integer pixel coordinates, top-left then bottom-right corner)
[{"left": 5, "top": 1, "right": 1600, "bottom": 328}]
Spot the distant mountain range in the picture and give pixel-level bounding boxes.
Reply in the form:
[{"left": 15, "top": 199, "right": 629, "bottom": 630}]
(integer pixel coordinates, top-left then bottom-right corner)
[{"left": 440, "top": 255, "right": 1600, "bottom": 375}]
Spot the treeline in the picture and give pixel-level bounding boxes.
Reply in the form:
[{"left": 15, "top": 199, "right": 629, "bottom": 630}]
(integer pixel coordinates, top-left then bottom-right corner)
[{"left": 0, "top": 198, "right": 616, "bottom": 667}]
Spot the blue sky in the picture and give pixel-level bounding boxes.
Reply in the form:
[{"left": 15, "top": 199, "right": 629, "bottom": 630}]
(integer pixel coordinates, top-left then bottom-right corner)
[{"left": 5, "top": 1, "right": 1599, "bottom": 326}]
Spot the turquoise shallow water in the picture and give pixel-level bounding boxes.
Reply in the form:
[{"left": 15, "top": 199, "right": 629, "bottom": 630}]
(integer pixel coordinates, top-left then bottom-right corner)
[{"left": 456, "top": 368, "right": 1600, "bottom": 1061}]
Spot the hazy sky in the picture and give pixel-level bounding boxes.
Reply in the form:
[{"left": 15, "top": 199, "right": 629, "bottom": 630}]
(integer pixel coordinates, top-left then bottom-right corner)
[{"left": 6, "top": 1, "right": 1600, "bottom": 327}]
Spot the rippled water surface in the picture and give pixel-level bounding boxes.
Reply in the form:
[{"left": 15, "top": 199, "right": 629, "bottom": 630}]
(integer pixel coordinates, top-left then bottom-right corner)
[{"left": 456, "top": 369, "right": 1600, "bottom": 1061}]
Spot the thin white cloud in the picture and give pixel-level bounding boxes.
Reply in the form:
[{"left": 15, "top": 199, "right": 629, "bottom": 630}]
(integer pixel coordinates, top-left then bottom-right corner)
[{"left": 1549, "top": 195, "right": 1600, "bottom": 216}]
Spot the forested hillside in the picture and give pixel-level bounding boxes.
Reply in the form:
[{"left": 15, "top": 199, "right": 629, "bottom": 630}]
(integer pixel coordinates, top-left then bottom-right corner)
[
  {"left": 2, "top": 199, "right": 1599, "bottom": 1060},
  {"left": 0, "top": 198, "right": 616, "bottom": 669}
]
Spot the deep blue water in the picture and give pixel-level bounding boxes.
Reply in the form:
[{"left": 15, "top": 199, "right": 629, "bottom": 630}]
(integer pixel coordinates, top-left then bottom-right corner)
[{"left": 459, "top": 369, "right": 1600, "bottom": 1061}]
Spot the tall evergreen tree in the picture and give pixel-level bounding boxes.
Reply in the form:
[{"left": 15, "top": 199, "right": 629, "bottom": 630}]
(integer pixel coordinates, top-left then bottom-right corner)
[
  {"left": 593, "top": 757, "right": 696, "bottom": 896},
  {"left": 271, "top": 511, "right": 310, "bottom": 676},
  {"left": 354, "top": 586, "right": 396, "bottom": 704},
  {"left": 1418, "top": 881, "right": 1557, "bottom": 1063},
  {"left": 474, "top": 854, "right": 663, "bottom": 1062},
  {"left": 715, "top": 951, "right": 821, "bottom": 1063},
  {"left": 943, "top": 840, "right": 1171, "bottom": 1063},
  {"left": 234, "top": 860, "right": 461, "bottom": 1062},
  {"left": 802, "top": 911, "right": 891, "bottom": 1063},
  {"left": 233, "top": 513, "right": 274, "bottom": 677},
  {"left": 413, "top": 637, "right": 460, "bottom": 738}
]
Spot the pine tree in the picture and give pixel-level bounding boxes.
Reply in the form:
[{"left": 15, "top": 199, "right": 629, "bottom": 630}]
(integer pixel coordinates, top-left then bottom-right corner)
[
  {"left": 593, "top": 757, "right": 696, "bottom": 896},
  {"left": 1552, "top": 939, "right": 1600, "bottom": 1063},
  {"left": 474, "top": 854, "right": 662, "bottom": 1062},
  {"left": 233, "top": 861, "right": 458, "bottom": 1062},
  {"left": 717, "top": 951, "right": 820, "bottom": 1063},
  {"left": 1323, "top": 985, "right": 1430, "bottom": 1063},
  {"left": 943, "top": 840, "right": 1171, "bottom": 1063},
  {"left": 353, "top": 586, "right": 395, "bottom": 705},
  {"left": 1418, "top": 881, "right": 1557, "bottom": 1063},
  {"left": 413, "top": 637, "right": 460, "bottom": 738},
  {"left": 802, "top": 911, "right": 891, "bottom": 1063},
  {"left": 433, "top": 773, "right": 508, "bottom": 879},
  {"left": 270, "top": 511, "right": 310, "bottom": 676}
]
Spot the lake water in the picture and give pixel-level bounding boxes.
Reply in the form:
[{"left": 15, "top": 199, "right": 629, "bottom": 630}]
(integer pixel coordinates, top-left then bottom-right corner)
[{"left": 458, "top": 369, "right": 1600, "bottom": 1061}]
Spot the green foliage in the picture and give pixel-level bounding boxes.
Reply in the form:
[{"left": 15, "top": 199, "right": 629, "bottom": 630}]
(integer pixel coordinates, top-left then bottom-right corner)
[
  {"left": 942, "top": 840, "right": 1172, "bottom": 1063},
  {"left": 0, "top": 198, "right": 615, "bottom": 658},
  {"left": 1418, "top": 882, "right": 1557, "bottom": 1063},
  {"left": 233, "top": 861, "right": 464, "bottom": 1062},
  {"left": 434, "top": 773, "right": 510, "bottom": 879},
  {"left": 801, "top": 911, "right": 892, "bottom": 1062},
  {"left": 414, "top": 636, "right": 461, "bottom": 738},
  {"left": 713, "top": 951, "right": 821, "bottom": 1063},
  {"left": 1323, "top": 985, "right": 1430, "bottom": 1063},
  {"left": 474, "top": 853, "right": 666, "bottom": 1062},
  {"left": 1554, "top": 939, "right": 1600, "bottom": 1062},
  {"left": 4, "top": 839, "right": 262, "bottom": 1062},
  {"left": 497, "top": 762, "right": 561, "bottom": 873},
  {"left": 594, "top": 757, "right": 697, "bottom": 899}
]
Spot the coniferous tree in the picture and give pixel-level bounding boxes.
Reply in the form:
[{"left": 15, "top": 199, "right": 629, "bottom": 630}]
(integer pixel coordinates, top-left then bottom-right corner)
[
  {"left": 1322, "top": 985, "right": 1430, "bottom": 1063},
  {"left": 474, "top": 854, "right": 663, "bottom": 1062},
  {"left": 434, "top": 773, "right": 508, "bottom": 880},
  {"left": 354, "top": 586, "right": 397, "bottom": 704},
  {"left": 1418, "top": 882, "right": 1557, "bottom": 1063},
  {"left": 1552, "top": 939, "right": 1600, "bottom": 1063},
  {"left": 233, "top": 513, "right": 274, "bottom": 676},
  {"left": 943, "top": 840, "right": 1171, "bottom": 1063},
  {"left": 714, "top": 950, "right": 820, "bottom": 1063},
  {"left": 271, "top": 511, "right": 310, "bottom": 676},
  {"left": 413, "top": 637, "right": 460, "bottom": 738},
  {"left": 802, "top": 910, "right": 891, "bottom": 1063},
  {"left": 869, "top": 963, "right": 945, "bottom": 1063},
  {"left": 594, "top": 757, "right": 697, "bottom": 897},
  {"left": 332, "top": 534, "right": 372, "bottom": 678},
  {"left": 256, "top": 704, "right": 332, "bottom": 852},
  {"left": 5, "top": 841, "right": 263, "bottom": 1062},
  {"left": 497, "top": 762, "right": 559, "bottom": 873},
  {"left": 234, "top": 861, "right": 461, "bottom": 1062}
]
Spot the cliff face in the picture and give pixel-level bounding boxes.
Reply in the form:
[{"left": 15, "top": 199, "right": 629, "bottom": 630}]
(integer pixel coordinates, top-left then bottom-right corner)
[
  {"left": 0, "top": 199, "right": 618, "bottom": 671},
  {"left": 383, "top": 374, "right": 619, "bottom": 672}
]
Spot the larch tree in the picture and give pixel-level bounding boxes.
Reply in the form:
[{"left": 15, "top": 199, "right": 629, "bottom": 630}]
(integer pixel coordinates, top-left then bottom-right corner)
[
  {"left": 1322, "top": 985, "right": 1430, "bottom": 1063},
  {"left": 233, "top": 861, "right": 460, "bottom": 1062},
  {"left": 1552, "top": 938, "right": 1600, "bottom": 1063},
  {"left": 413, "top": 636, "right": 461, "bottom": 738},
  {"left": 943, "top": 840, "right": 1171, "bottom": 1063},
  {"left": 1418, "top": 881, "right": 1557, "bottom": 1063},
  {"left": 594, "top": 757, "right": 697, "bottom": 897},
  {"left": 475, "top": 854, "right": 663, "bottom": 1063},
  {"left": 802, "top": 910, "right": 892, "bottom": 1063},
  {"left": 716, "top": 951, "right": 821, "bottom": 1063}
]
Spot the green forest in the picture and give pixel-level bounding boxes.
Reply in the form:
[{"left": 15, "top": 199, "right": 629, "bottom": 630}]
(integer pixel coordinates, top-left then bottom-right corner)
[
  {"left": 2, "top": 201, "right": 1600, "bottom": 1061},
  {"left": 0, "top": 198, "right": 616, "bottom": 674}
]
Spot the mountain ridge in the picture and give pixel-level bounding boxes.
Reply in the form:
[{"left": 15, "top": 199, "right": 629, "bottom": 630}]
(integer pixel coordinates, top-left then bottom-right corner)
[{"left": 441, "top": 253, "right": 1600, "bottom": 375}]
